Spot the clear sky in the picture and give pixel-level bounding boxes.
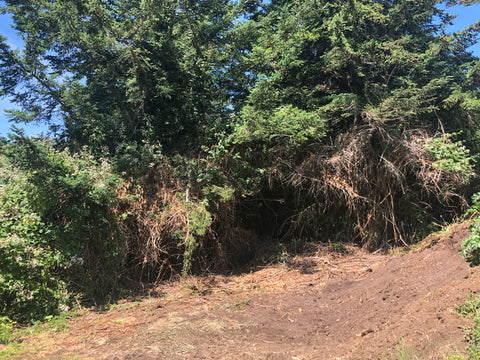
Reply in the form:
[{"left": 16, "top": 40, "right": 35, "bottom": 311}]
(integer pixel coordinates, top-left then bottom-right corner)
[{"left": 0, "top": 3, "right": 479, "bottom": 138}]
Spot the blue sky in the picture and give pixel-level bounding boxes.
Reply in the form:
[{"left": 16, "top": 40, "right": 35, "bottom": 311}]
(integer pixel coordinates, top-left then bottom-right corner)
[{"left": 0, "top": 3, "right": 479, "bottom": 138}]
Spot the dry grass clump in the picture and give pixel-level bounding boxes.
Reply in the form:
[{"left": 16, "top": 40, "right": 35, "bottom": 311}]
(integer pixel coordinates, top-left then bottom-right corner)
[
  {"left": 287, "top": 123, "right": 469, "bottom": 248},
  {"left": 117, "top": 165, "right": 187, "bottom": 282},
  {"left": 115, "top": 160, "right": 259, "bottom": 283}
]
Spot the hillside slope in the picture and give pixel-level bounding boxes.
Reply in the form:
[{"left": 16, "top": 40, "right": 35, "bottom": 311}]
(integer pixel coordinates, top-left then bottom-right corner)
[{"left": 4, "top": 222, "right": 480, "bottom": 359}]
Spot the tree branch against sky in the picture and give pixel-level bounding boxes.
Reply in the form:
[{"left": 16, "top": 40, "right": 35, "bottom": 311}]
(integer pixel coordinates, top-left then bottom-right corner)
[{"left": 0, "top": 2, "right": 479, "bottom": 138}]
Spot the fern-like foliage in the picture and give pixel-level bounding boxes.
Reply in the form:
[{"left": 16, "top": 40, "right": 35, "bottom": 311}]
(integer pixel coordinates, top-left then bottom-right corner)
[{"left": 462, "top": 194, "right": 480, "bottom": 266}]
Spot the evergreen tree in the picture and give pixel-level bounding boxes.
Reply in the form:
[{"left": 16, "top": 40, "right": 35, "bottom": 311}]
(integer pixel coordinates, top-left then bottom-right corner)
[
  {"left": 231, "top": 0, "right": 480, "bottom": 246},
  {"left": 0, "top": 0, "right": 244, "bottom": 154}
]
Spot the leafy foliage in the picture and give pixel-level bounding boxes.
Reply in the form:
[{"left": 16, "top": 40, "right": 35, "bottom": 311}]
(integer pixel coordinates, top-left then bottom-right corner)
[
  {"left": 234, "top": 105, "right": 328, "bottom": 149},
  {"left": 0, "top": 151, "right": 70, "bottom": 321},
  {"left": 462, "top": 193, "right": 480, "bottom": 266},
  {"left": 423, "top": 133, "right": 475, "bottom": 179},
  {"left": 0, "top": 316, "right": 15, "bottom": 344},
  {"left": 0, "top": 136, "right": 124, "bottom": 322}
]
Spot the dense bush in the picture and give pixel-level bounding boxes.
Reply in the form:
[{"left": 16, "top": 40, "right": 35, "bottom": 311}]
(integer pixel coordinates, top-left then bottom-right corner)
[
  {"left": 0, "top": 157, "right": 68, "bottom": 321},
  {"left": 0, "top": 136, "right": 124, "bottom": 322},
  {"left": 462, "top": 193, "right": 480, "bottom": 266}
]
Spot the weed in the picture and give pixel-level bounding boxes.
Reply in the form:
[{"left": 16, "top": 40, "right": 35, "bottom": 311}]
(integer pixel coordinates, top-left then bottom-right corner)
[
  {"left": 105, "top": 303, "right": 118, "bottom": 311},
  {"left": 43, "top": 313, "right": 71, "bottom": 333},
  {"left": 461, "top": 193, "right": 480, "bottom": 266},
  {"left": 329, "top": 241, "right": 345, "bottom": 253},
  {"left": 394, "top": 341, "right": 419, "bottom": 360},
  {"left": 457, "top": 294, "right": 480, "bottom": 317},
  {"left": 445, "top": 352, "right": 469, "bottom": 360},
  {"left": 0, "top": 317, "right": 16, "bottom": 344},
  {"left": 382, "top": 338, "right": 419, "bottom": 359},
  {"left": 235, "top": 299, "right": 252, "bottom": 309},
  {"left": 164, "top": 294, "right": 179, "bottom": 303},
  {"left": 274, "top": 243, "right": 289, "bottom": 263},
  {"left": 456, "top": 293, "right": 480, "bottom": 359},
  {"left": 182, "top": 283, "right": 200, "bottom": 294}
]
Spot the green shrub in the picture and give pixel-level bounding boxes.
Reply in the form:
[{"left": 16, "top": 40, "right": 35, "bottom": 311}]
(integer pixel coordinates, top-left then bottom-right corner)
[
  {"left": 423, "top": 133, "right": 475, "bottom": 180},
  {"left": 0, "top": 156, "right": 70, "bottom": 322},
  {"left": 0, "top": 136, "right": 125, "bottom": 323},
  {"left": 175, "top": 196, "right": 213, "bottom": 277},
  {"left": 112, "top": 142, "right": 163, "bottom": 178},
  {"left": 461, "top": 193, "right": 480, "bottom": 266}
]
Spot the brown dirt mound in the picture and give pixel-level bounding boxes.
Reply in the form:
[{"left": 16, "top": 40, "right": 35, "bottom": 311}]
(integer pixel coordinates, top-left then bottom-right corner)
[{"left": 6, "top": 222, "right": 480, "bottom": 359}]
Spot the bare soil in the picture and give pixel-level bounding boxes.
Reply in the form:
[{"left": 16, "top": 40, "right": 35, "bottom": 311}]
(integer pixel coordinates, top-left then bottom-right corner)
[{"left": 5, "top": 222, "right": 480, "bottom": 360}]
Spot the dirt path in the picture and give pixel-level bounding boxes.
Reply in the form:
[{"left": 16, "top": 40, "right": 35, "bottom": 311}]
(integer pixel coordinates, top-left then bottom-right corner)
[{"left": 6, "top": 222, "right": 480, "bottom": 359}]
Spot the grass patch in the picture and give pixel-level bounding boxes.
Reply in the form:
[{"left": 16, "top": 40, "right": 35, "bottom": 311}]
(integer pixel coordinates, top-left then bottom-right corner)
[
  {"left": 0, "top": 312, "right": 73, "bottom": 359},
  {"left": 235, "top": 299, "right": 252, "bottom": 309},
  {"left": 383, "top": 338, "right": 420, "bottom": 360},
  {"left": 455, "top": 293, "right": 480, "bottom": 359},
  {"left": 0, "top": 341, "right": 31, "bottom": 359}
]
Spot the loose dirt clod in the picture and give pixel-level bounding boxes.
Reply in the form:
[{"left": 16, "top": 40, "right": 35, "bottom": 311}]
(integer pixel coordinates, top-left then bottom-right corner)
[{"left": 5, "top": 222, "right": 480, "bottom": 360}]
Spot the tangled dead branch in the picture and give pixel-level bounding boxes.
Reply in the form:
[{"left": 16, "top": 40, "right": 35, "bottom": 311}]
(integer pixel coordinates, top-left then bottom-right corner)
[
  {"left": 115, "top": 160, "right": 260, "bottom": 282},
  {"left": 285, "top": 123, "right": 470, "bottom": 248},
  {"left": 116, "top": 165, "right": 186, "bottom": 282}
]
